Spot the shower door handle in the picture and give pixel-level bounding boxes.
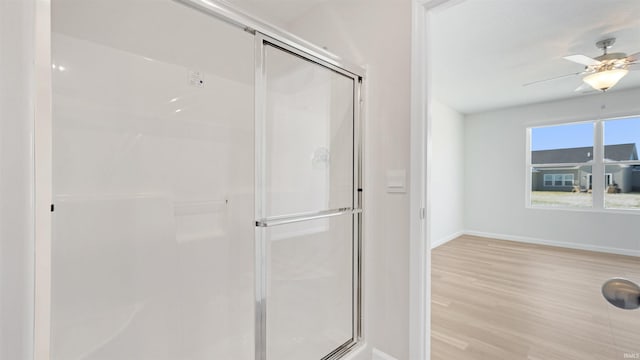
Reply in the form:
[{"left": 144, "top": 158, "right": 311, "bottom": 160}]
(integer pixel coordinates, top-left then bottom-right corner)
[{"left": 255, "top": 208, "right": 362, "bottom": 227}]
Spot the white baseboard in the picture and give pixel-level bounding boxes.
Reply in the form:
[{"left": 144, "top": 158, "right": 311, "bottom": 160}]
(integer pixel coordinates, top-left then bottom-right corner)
[
  {"left": 431, "top": 231, "right": 464, "bottom": 249},
  {"left": 372, "top": 349, "right": 398, "bottom": 360},
  {"left": 464, "top": 230, "right": 640, "bottom": 257}
]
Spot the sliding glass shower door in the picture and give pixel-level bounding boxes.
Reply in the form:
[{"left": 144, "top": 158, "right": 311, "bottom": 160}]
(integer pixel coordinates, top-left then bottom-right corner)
[
  {"left": 50, "top": 2, "right": 361, "bottom": 360},
  {"left": 255, "top": 38, "right": 362, "bottom": 360}
]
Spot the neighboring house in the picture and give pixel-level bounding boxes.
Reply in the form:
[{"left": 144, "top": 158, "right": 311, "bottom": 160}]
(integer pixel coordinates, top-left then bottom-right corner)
[{"left": 532, "top": 143, "right": 639, "bottom": 192}]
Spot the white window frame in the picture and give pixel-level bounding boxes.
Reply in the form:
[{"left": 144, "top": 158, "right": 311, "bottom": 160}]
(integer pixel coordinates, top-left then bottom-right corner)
[
  {"left": 527, "top": 115, "right": 640, "bottom": 212},
  {"left": 553, "top": 174, "right": 564, "bottom": 186},
  {"left": 563, "top": 174, "right": 574, "bottom": 186}
]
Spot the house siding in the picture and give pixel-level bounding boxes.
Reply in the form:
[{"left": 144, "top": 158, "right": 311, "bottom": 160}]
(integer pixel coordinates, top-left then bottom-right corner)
[
  {"left": 532, "top": 144, "right": 639, "bottom": 193},
  {"left": 633, "top": 169, "right": 640, "bottom": 192},
  {"left": 534, "top": 167, "right": 640, "bottom": 193},
  {"left": 606, "top": 165, "right": 632, "bottom": 192}
]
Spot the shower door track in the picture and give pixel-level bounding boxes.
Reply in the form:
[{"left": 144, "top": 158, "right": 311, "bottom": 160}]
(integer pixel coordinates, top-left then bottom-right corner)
[{"left": 174, "top": 0, "right": 365, "bottom": 78}]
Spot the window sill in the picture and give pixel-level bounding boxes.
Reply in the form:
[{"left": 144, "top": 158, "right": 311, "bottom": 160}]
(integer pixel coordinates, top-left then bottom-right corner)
[{"left": 525, "top": 205, "right": 640, "bottom": 215}]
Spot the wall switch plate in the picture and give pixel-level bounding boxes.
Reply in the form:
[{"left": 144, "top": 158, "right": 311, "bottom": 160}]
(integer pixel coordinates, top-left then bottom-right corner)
[{"left": 386, "top": 169, "right": 406, "bottom": 193}]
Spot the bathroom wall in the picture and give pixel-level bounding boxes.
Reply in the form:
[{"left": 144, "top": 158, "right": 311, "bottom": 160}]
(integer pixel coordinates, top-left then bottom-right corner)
[{"left": 0, "top": 1, "right": 36, "bottom": 359}]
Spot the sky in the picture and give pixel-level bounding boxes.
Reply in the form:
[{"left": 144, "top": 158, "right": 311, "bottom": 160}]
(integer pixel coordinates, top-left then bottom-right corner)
[{"left": 531, "top": 117, "right": 640, "bottom": 151}]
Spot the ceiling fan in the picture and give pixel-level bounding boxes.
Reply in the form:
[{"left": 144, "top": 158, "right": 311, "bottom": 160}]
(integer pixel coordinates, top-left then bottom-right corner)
[{"left": 525, "top": 38, "right": 640, "bottom": 92}]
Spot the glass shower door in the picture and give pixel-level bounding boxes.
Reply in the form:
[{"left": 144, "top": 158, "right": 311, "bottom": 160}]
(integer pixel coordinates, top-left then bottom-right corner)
[{"left": 255, "top": 37, "right": 362, "bottom": 360}]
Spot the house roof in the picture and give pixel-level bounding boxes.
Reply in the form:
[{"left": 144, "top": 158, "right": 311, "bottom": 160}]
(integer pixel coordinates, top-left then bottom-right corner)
[{"left": 532, "top": 143, "right": 638, "bottom": 164}]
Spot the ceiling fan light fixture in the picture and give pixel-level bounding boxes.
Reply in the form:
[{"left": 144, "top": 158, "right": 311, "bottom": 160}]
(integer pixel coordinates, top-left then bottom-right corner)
[{"left": 583, "top": 68, "right": 628, "bottom": 91}]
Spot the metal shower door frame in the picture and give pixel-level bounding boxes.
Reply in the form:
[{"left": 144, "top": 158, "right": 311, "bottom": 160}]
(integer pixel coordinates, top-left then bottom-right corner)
[
  {"left": 254, "top": 33, "right": 363, "bottom": 360},
  {"left": 175, "top": 1, "right": 366, "bottom": 358},
  {"left": 159, "top": 1, "right": 364, "bottom": 357}
]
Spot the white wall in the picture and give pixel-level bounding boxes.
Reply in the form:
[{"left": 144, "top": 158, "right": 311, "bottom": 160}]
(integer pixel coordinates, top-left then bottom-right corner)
[
  {"left": 465, "top": 87, "right": 640, "bottom": 256},
  {"left": 0, "top": 1, "right": 36, "bottom": 359},
  {"left": 431, "top": 100, "right": 465, "bottom": 248},
  {"left": 286, "top": 2, "right": 412, "bottom": 359}
]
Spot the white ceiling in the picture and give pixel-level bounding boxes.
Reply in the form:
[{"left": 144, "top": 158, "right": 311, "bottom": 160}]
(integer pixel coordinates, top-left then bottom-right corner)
[
  {"left": 432, "top": 0, "right": 640, "bottom": 114},
  {"left": 53, "top": 0, "right": 640, "bottom": 115}
]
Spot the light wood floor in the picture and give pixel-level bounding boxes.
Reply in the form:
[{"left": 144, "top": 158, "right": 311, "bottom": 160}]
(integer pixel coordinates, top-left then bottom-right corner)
[{"left": 431, "top": 235, "right": 640, "bottom": 360}]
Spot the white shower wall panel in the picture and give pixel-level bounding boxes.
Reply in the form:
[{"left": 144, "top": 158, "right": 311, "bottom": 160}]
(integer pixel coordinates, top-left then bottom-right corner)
[{"left": 51, "top": 1, "right": 255, "bottom": 359}]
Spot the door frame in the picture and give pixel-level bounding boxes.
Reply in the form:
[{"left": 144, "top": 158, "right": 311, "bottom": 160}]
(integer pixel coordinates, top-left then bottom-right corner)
[
  {"left": 34, "top": 0, "right": 53, "bottom": 358},
  {"left": 409, "top": 1, "right": 467, "bottom": 359},
  {"left": 587, "top": 173, "right": 614, "bottom": 189}
]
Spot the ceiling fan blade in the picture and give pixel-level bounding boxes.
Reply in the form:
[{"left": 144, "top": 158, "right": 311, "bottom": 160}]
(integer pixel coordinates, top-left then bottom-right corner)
[
  {"left": 628, "top": 52, "right": 640, "bottom": 62},
  {"left": 523, "top": 72, "right": 583, "bottom": 87},
  {"left": 563, "top": 54, "right": 601, "bottom": 66}
]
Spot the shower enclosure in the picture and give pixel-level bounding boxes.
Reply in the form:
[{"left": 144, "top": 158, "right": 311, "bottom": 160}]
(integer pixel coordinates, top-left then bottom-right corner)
[{"left": 50, "top": 1, "right": 363, "bottom": 359}]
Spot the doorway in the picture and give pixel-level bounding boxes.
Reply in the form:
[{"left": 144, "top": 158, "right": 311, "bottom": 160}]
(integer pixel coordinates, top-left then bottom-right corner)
[{"left": 411, "top": 0, "right": 640, "bottom": 358}]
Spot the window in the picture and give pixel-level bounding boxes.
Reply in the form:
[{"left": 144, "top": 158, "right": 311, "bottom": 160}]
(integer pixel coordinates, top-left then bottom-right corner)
[
  {"left": 564, "top": 174, "right": 574, "bottom": 186},
  {"left": 530, "top": 123, "right": 593, "bottom": 208},
  {"left": 603, "top": 117, "right": 640, "bottom": 209},
  {"left": 543, "top": 174, "right": 574, "bottom": 187},
  {"left": 529, "top": 116, "right": 640, "bottom": 210},
  {"left": 553, "top": 174, "right": 563, "bottom": 186}
]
